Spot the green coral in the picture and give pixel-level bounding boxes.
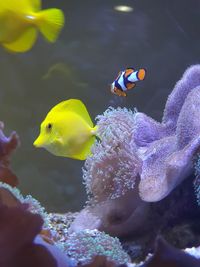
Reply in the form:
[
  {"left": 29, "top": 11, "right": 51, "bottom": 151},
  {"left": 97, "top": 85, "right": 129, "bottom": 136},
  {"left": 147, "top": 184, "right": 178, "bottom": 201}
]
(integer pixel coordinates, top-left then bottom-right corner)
[{"left": 62, "top": 229, "right": 131, "bottom": 264}]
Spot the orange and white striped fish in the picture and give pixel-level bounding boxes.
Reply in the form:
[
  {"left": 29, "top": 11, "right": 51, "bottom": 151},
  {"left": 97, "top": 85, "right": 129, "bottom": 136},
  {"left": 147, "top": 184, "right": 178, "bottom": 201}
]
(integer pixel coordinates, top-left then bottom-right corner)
[{"left": 110, "top": 68, "right": 146, "bottom": 97}]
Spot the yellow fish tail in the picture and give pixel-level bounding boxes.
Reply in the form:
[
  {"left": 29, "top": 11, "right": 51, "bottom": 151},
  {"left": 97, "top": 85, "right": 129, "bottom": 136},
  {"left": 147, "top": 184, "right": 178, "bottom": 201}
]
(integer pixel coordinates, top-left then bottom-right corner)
[{"left": 37, "top": 8, "right": 65, "bottom": 42}]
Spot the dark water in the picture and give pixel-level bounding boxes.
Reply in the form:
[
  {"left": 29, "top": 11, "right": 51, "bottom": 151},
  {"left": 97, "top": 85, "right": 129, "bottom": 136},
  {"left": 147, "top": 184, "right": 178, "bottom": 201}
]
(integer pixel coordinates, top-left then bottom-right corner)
[{"left": 0, "top": 0, "right": 200, "bottom": 212}]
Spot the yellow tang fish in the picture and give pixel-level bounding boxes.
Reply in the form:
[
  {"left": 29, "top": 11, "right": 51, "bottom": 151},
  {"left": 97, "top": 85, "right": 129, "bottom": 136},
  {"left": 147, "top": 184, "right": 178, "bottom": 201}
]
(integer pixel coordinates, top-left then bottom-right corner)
[
  {"left": 0, "top": 0, "right": 65, "bottom": 53},
  {"left": 33, "top": 99, "right": 98, "bottom": 160}
]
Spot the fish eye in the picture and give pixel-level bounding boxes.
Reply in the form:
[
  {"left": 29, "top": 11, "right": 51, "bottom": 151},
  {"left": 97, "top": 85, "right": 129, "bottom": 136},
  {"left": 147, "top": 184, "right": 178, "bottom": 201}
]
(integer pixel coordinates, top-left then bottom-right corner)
[{"left": 46, "top": 123, "right": 53, "bottom": 132}]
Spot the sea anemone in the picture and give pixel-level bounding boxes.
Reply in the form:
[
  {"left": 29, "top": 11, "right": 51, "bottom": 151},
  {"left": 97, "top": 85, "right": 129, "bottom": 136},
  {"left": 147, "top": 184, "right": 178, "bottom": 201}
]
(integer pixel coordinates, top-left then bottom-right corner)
[{"left": 83, "top": 107, "right": 141, "bottom": 201}]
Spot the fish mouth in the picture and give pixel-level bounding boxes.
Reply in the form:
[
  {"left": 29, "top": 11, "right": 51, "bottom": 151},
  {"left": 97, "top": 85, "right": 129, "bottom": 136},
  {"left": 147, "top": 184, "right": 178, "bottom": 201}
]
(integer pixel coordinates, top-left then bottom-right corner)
[{"left": 33, "top": 136, "right": 44, "bottom": 148}]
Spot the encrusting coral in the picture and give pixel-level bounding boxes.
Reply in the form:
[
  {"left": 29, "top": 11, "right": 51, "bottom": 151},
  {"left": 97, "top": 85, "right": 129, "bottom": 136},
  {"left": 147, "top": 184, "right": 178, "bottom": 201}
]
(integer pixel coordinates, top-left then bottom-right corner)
[{"left": 63, "top": 229, "right": 130, "bottom": 265}]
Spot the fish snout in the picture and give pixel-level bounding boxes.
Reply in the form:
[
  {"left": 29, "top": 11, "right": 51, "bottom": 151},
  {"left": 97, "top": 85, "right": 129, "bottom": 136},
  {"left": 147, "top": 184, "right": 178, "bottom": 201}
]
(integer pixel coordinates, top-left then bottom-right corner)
[{"left": 33, "top": 136, "right": 44, "bottom": 148}]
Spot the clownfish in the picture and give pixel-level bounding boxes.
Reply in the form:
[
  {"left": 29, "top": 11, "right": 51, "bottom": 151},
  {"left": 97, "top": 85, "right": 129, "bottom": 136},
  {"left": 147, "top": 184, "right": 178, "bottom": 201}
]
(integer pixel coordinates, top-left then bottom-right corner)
[{"left": 110, "top": 68, "right": 146, "bottom": 97}]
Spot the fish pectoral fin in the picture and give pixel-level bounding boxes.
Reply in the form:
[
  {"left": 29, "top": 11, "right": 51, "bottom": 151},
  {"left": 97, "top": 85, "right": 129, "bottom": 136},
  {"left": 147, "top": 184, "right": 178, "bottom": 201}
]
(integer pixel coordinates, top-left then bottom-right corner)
[
  {"left": 114, "top": 88, "right": 127, "bottom": 97},
  {"left": 55, "top": 137, "right": 64, "bottom": 145},
  {"left": 3, "top": 27, "right": 37, "bottom": 52},
  {"left": 126, "top": 82, "right": 135, "bottom": 90}
]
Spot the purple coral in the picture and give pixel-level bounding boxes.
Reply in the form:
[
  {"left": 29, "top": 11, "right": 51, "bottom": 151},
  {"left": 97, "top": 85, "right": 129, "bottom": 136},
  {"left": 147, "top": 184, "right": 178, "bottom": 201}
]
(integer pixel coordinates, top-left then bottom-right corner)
[
  {"left": 162, "top": 65, "right": 200, "bottom": 132},
  {"left": 139, "top": 65, "right": 200, "bottom": 201}
]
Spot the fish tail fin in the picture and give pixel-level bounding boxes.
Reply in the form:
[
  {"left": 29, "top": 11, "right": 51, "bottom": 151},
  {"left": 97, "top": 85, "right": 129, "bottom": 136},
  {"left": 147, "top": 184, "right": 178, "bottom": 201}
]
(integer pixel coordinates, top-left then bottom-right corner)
[
  {"left": 137, "top": 68, "right": 146, "bottom": 81},
  {"left": 37, "top": 8, "right": 65, "bottom": 42}
]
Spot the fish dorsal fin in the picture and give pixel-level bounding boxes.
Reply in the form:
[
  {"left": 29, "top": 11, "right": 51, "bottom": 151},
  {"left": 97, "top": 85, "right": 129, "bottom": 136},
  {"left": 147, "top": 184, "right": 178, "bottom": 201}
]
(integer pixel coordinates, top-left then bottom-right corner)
[
  {"left": 3, "top": 27, "right": 37, "bottom": 52},
  {"left": 29, "top": 0, "right": 41, "bottom": 11},
  {"left": 51, "top": 99, "right": 94, "bottom": 127},
  {"left": 125, "top": 68, "right": 134, "bottom": 77},
  {"left": 1, "top": 0, "right": 40, "bottom": 12}
]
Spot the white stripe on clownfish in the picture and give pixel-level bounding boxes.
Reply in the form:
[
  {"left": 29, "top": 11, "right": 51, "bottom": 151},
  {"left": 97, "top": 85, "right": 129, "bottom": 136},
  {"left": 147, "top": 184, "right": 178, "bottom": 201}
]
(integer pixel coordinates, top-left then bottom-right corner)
[
  {"left": 128, "top": 71, "right": 140, "bottom": 83},
  {"left": 117, "top": 71, "right": 127, "bottom": 91}
]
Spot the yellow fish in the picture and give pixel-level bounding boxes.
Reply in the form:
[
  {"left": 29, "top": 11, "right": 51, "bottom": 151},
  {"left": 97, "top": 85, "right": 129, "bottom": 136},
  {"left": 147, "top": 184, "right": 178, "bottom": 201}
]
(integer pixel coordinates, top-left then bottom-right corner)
[
  {"left": 33, "top": 99, "right": 98, "bottom": 160},
  {"left": 0, "top": 0, "right": 65, "bottom": 53}
]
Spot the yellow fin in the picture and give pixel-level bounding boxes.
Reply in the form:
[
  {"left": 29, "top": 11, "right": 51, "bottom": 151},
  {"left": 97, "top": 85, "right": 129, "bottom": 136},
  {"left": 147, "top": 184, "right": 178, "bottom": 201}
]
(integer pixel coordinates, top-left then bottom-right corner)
[
  {"left": 29, "top": 0, "right": 41, "bottom": 11},
  {"left": 51, "top": 99, "right": 94, "bottom": 128},
  {"left": 0, "top": 0, "right": 39, "bottom": 13},
  {"left": 37, "top": 8, "right": 65, "bottom": 42},
  {"left": 2, "top": 27, "right": 37, "bottom": 52}
]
